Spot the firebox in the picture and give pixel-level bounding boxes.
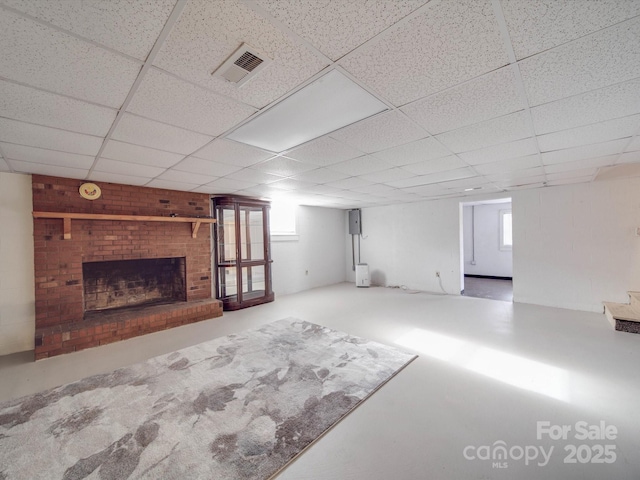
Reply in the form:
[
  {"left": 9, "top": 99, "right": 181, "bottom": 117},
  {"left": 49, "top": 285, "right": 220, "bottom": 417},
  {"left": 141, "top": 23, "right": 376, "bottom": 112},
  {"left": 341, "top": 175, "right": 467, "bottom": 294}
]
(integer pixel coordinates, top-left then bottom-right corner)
[{"left": 82, "top": 257, "right": 186, "bottom": 314}]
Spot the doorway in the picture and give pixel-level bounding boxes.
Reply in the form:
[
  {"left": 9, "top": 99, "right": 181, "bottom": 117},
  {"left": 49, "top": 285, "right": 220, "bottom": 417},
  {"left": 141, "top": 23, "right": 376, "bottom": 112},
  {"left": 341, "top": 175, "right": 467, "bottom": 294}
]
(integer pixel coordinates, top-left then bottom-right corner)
[{"left": 460, "top": 198, "right": 513, "bottom": 301}]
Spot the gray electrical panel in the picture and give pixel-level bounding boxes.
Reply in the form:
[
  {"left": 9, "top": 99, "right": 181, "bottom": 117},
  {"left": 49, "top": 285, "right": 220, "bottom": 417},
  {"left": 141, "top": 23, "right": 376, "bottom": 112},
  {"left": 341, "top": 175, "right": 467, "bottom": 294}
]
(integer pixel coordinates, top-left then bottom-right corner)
[{"left": 349, "top": 209, "right": 361, "bottom": 235}]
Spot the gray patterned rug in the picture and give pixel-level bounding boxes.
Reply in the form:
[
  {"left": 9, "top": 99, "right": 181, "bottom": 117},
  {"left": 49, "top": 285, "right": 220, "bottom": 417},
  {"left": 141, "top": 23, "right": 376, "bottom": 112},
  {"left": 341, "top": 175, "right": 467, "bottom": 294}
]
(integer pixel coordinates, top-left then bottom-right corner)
[{"left": 0, "top": 318, "right": 417, "bottom": 479}]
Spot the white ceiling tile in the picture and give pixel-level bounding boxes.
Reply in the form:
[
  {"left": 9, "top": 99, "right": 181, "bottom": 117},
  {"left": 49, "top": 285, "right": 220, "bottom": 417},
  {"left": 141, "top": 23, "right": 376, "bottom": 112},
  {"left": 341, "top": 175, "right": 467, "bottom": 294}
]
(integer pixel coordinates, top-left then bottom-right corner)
[
  {"left": 390, "top": 183, "right": 442, "bottom": 197},
  {"left": 340, "top": 0, "right": 508, "bottom": 105},
  {"left": 457, "top": 190, "right": 500, "bottom": 199},
  {"left": 251, "top": 156, "right": 317, "bottom": 177},
  {"left": 438, "top": 176, "right": 497, "bottom": 190},
  {"left": 504, "top": 182, "right": 546, "bottom": 191},
  {"left": 153, "top": 0, "right": 328, "bottom": 109},
  {"left": 545, "top": 176, "right": 593, "bottom": 187},
  {"left": 225, "top": 168, "right": 285, "bottom": 184},
  {"left": 626, "top": 136, "right": 640, "bottom": 152},
  {"left": 269, "top": 178, "right": 316, "bottom": 191},
  {"left": 172, "top": 157, "right": 243, "bottom": 177},
  {"left": 193, "top": 139, "right": 274, "bottom": 167},
  {"left": 472, "top": 155, "right": 541, "bottom": 175},
  {"left": 436, "top": 111, "right": 532, "bottom": 153},
  {"left": 0, "top": 80, "right": 116, "bottom": 136},
  {"left": 401, "top": 67, "right": 522, "bottom": 134},
  {"left": 446, "top": 183, "right": 500, "bottom": 194},
  {"left": 519, "top": 18, "right": 640, "bottom": 106},
  {"left": 350, "top": 183, "right": 399, "bottom": 196},
  {"left": 0, "top": 0, "right": 177, "bottom": 60},
  {"left": 371, "top": 137, "right": 452, "bottom": 166},
  {"left": 494, "top": 174, "right": 547, "bottom": 188},
  {"left": 486, "top": 167, "right": 545, "bottom": 182},
  {"left": 546, "top": 168, "right": 598, "bottom": 181},
  {"left": 325, "top": 177, "right": 374, "bottom": 190},
  {"left": 619, "top": 151, "right": 640, "bottom": 164},
  {"left": 8, "top": 159, "right": 88, "bottom": 179},
  {"left": 0, "top": 117, "right": 102, "bottom": 155},
  {"left": 541, "top": 138, "right": 629, "bottom": 165},
  {"left": 0, "top": 142, "right": 94, "bottom": 169},
  {"left": 127, "top": 69, "right": 257, "bottom": 136},
  {"left": 284, "top": 136, "right": 364, "bottom": 166},
  {"left": 544, "top": 155, "right": 618, "bottom": 174},
  {"left": 530, "top": 77, "right": 640, "bottom": 135},
  {"left": 304, "top": 184, "right": 348, "bottom": 196},
  {"left": 145, "top": 179, "right": 201, "bottom": 192},
  {"left": 101, "top": 140, "right": 183, "bottom": 168},
  {"left": 205, "top": 177, "right": 258, "bottom": 192},
  {"left": 328, "top": 155, "right": 392, "bottom": 176},
  {"left": 458, "top": 137, "right": 538, "bottom": 165},
  {"left": 337, "top": 190, "right": 376, "bottom": 201},
  {"left": 0, "top": 10, "right": 140, "bottom": 107},
  {"left": 359, "top": 168, "right": 414, "bottom": 184},
  {"left": 501, "top": 0, "right": 640, "bottom": 60},
  {"left": 330, "top": 111, "right": 427, "bottom": 153},
  {"left": 88, "top": 171, "right": 152, "bottom": 186},
  {"left": 289, "top": 168, "right": 349, "bottom": 184},
  {"left": 538, "top": 115, "right": 640, "bottom": 152},
  {"left": 158, "top": 169, "right": 218, "bottom": 185},
  {"left": 400, "top": 156, "right": 466, "bottom": 176},
  {"left": 111, "top": 114, "right": 213, "bottom": 155},
  {"left": 256, "top": 0, "right": 427, "bottom": 61},
  {"left": 93, "top": 158, "right": 165, "bottom": 178},
  {"left": 379, "top": 191, "right": 423, "bottom": 202},
  {"left": 387, "top": 168, "right": 475, "bottom": 188}
]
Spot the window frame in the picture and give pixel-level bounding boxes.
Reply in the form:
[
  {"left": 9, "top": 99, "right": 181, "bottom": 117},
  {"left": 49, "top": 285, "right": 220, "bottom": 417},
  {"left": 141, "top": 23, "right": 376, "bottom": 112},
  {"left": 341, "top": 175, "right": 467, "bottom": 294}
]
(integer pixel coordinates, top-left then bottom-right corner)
[{"left": 499, "top": 209, "right": 513, "bottom": 251}]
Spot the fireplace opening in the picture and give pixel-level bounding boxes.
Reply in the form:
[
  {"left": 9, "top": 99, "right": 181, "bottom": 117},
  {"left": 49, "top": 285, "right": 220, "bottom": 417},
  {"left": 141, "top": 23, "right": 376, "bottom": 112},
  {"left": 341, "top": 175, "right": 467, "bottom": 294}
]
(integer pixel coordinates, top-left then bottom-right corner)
[{"left": 83, "top": 257, "right": 187, "bottom": 315}]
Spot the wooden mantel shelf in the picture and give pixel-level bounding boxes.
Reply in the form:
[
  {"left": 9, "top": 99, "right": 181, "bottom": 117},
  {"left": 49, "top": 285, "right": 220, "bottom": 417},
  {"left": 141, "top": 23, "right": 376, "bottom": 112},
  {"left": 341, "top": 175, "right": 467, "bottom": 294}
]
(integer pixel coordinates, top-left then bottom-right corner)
[{"left": 32, "top": 211, "right": 216, "bottom": 240}]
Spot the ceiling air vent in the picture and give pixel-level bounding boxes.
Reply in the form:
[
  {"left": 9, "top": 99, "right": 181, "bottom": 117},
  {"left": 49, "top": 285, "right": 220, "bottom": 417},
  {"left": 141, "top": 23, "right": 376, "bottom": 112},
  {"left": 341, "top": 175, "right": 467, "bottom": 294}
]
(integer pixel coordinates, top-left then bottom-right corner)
[{"left": 212, "top": 43, "right": 271, "bottom": 86}]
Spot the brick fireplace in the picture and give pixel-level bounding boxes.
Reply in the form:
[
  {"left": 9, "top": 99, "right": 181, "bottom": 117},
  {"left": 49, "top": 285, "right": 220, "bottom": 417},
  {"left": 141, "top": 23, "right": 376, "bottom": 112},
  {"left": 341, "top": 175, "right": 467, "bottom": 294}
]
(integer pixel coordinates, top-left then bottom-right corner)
[{"left": 32, "top": 175, "right": 222, "bottom": 360}]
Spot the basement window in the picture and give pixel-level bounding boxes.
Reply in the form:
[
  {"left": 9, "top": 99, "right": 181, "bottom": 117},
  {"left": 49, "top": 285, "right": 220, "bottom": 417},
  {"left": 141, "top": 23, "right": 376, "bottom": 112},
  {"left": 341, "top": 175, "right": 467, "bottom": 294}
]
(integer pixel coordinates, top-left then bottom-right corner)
[
  {"left": 270, "top": 201, "right": 298, "bottom": 241},
  {"left": 500, "top": 209, "right": 512, "bottom": 251}
]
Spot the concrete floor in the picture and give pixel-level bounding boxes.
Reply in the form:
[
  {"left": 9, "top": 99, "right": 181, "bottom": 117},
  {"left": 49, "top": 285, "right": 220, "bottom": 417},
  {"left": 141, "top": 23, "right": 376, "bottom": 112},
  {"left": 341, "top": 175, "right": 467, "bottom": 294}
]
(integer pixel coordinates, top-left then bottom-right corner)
[
  {"left": 463, "top": 276, "right": 513, "bottom": 302},
  {"left": 1, "top": 283, "right": 639, "bottom": 479}
]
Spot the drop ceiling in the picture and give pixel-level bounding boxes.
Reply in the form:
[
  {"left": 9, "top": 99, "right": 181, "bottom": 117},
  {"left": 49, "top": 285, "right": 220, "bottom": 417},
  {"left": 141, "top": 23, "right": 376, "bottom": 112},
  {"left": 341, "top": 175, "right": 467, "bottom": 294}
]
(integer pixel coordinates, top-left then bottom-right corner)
[{"left": 0, "top": 0, "right": 639, "bottom": 209}]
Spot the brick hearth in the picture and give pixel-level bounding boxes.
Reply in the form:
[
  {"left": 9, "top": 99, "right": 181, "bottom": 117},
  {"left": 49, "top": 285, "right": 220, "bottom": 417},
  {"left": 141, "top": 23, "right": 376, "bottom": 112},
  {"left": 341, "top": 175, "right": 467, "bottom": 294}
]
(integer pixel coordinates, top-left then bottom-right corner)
[{"left": 32, "top": 175, "right": 222, "bottom": 360}]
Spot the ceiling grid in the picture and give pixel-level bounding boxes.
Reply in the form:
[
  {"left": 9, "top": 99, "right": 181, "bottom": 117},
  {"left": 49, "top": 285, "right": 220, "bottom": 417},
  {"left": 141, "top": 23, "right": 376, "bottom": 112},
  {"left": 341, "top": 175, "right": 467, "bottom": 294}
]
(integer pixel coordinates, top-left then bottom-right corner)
[{"left": 0, "top": 0, "right": 638, "bottom": 207}]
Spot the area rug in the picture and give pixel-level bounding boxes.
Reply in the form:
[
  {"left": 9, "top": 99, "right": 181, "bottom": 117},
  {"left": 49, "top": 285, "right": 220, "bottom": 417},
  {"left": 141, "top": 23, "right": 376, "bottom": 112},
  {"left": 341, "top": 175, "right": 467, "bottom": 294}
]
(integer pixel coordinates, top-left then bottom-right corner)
[{"left": 0, "top": 318, "right": 417, "bottom": 479}]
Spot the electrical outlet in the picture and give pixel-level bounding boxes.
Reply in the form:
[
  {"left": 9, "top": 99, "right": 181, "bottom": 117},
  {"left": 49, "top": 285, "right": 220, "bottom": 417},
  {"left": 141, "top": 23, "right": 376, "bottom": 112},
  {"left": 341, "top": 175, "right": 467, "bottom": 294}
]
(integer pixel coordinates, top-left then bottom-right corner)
[{"left": 435, "top": 271, "right": 440, "bottom": 277}]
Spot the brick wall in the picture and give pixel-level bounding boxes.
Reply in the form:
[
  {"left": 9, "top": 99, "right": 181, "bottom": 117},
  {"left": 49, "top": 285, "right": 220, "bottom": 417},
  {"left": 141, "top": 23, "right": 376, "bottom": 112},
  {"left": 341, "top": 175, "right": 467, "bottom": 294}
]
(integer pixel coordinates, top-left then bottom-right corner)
[{"left": 31, "top": 175, "right": 221, "bottom": 359}]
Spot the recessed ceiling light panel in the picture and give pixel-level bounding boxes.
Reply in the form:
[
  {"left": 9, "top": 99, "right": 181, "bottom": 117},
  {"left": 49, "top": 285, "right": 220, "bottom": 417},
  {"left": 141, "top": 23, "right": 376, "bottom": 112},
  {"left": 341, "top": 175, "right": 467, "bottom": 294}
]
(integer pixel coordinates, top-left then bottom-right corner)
[{"left": 226, "top": 70, "right": 389, "bottom": 152}]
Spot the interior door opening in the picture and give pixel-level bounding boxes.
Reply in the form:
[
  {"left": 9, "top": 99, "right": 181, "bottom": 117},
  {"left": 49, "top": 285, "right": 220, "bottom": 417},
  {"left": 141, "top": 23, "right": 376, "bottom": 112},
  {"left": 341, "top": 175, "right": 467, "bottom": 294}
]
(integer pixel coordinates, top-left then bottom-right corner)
[{"left": 460, "top": 198, "right": 513, "bottom": 302}]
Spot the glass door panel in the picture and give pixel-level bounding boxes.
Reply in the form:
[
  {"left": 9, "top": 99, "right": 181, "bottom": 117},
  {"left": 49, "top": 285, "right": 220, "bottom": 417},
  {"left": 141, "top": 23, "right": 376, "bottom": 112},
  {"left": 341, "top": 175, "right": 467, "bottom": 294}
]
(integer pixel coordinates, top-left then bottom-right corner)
[
  {"left": 216, "top": 206, "right": 237, "bottom": 263},
  {"left": 240, "top": 207, "right": 265, "bottom": 261},
  {"left": 218, "top": 266, "right": 237, "bottom": 301},
  {"left": 242, "top": 265, "right": 266, "bottom": 301}
]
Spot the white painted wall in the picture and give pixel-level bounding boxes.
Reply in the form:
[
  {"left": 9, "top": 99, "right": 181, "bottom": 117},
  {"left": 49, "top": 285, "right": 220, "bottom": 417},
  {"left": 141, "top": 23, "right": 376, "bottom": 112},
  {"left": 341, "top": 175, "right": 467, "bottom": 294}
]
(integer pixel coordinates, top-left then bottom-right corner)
[
  {"left": 345, "top": 177, "right": 640, "bottom": 312},
  {"left": 0, "top": 172, "right": 35, "bottom": 355},
  {"left": 344, "top": 200, "right": 464, "bottom": 294},
  {"left": 463, "top": 202, "right": 513, "bottom": 277},
  {"left": 272, "top": 205, "right": 346, "bottom": 296},
  {"left": 513, "top": 178, "right": 640, "bottom": 312}
]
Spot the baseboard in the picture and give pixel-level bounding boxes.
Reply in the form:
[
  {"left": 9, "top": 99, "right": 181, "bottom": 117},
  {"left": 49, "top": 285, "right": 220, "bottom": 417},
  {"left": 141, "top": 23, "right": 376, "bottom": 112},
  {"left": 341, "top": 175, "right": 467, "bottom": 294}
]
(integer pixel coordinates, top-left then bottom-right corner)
[{"left": 464, "top": 274, "right": 513, "bottom": 280}]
